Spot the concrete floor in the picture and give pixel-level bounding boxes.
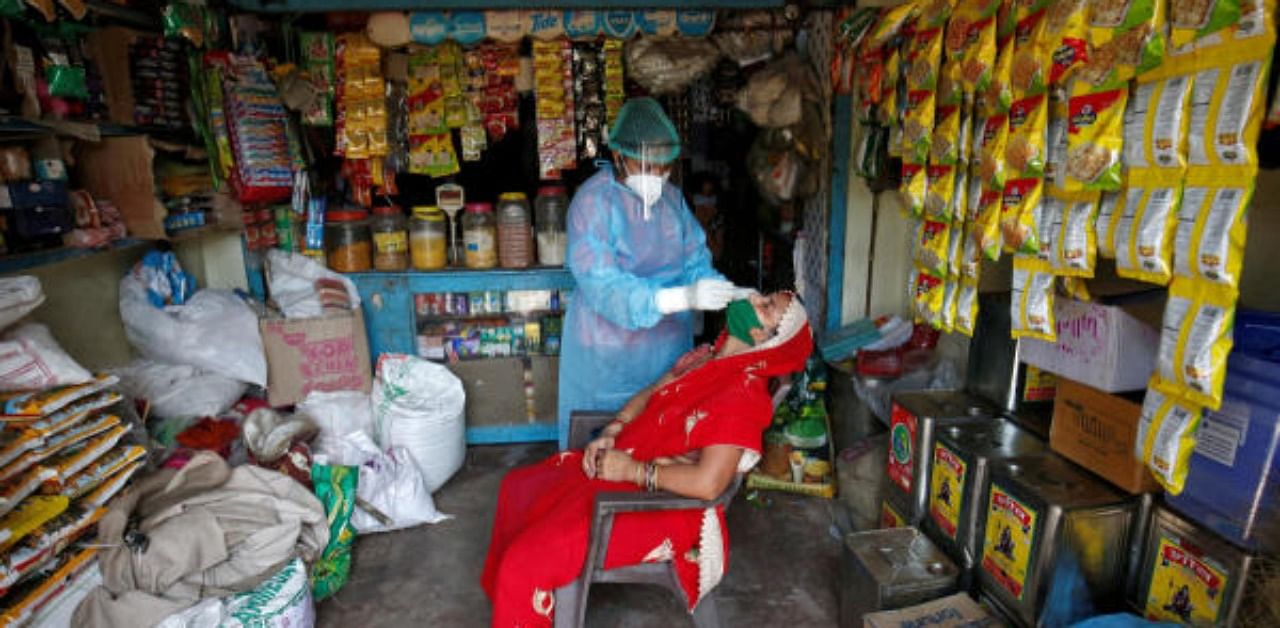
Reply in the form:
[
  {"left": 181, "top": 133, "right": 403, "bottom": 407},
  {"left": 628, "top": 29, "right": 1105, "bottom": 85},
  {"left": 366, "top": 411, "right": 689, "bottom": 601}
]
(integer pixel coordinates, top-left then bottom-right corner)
[{"left": 317, "top": 443, "right": 844, "bottom": 627}]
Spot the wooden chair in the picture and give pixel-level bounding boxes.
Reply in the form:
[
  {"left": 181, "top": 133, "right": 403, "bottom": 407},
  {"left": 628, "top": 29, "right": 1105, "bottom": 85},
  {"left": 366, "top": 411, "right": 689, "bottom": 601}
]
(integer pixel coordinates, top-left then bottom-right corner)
[{"left": 553, "top": 384, "right": 790, "bottom": 628}]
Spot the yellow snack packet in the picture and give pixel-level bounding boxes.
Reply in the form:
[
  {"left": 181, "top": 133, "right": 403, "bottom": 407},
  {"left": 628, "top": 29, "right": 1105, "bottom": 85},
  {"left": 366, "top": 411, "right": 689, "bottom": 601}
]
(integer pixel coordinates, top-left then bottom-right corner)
[
  {"left": 1154, "top": 278, "right": 1238, "bottom": 410},
  {"left": 912, "top": 271, "right": 948, "bottom": 328},
  {"left": 1170, "top": 0, "right": 1244, "bottom": 48},
  {"left": 980, "top": 33, "right": 1015, "bottom": 115},
  {"left": 1036, "top": 191, "right": 1063, "bottom": 263},
  {"left": 925, "top": 164, "right": 959, "bottom": 220},
  {"left": 1056, "top": 191, "right": 1100, "bottom": 276},
  {"left": 961, "top": 219, "right": 984, "bottom": 278},
  {"left": 931, "top": 104, "right": 964, "bottom": 165},
  {"left": 1136, "top": 377, "right": 1204, "bottom": 494},
  {"left": 948, "top": 216, "right": 967, "bottom": 277},
  {"left": 866, "top": 1, "right": 923, "bottom": 51},
  {"left": 941, "top": 279, "right": 960, "bottom": 332},
  {"left": 974, "top": 187, "right": 1005, "bottom": 259},
  {"left": 1063, "top": 85, "right": 1127, "bottom": 191},
  {"left": 1095, "top": 190, "right": 1121, "bottom": 258},
  {"left": 1011, "top": 9, "right": 1050, "bottom": 98},
  {"left": 1007, "top": 93, "right": 1048, "bottom": 177},
  {"left": 1001, "top": 177, "right": 1042, "bottom": 254},
  {"left": 938, "top": 58, "right": 966, "bottom": 108},
  {"left": 976, "top": 113, "right": 1011, "bottom": 189},
  {"left": 1083, "top": 0, "right": 1167, "bottom": 86},
  {"left": 1047, "top": 0, "right": 1091, "bottom": 83},
  {"left": 900, "top": 162, "right": 929, "bottom": 216},
  {"left": 1061, "top": 275, "right": 1093, "bottom": 301},
  {"left": 1174, "top": 168, "right": 1253, "bottom": 287},
  {"left": 955, "top": 277, "right": 981, "bottom": 335},
  {"left": 1123, "top": 75, "right": 1194, "bottom": 171},
  {"left": 0, "top": 375, "right": 117, "bottom": 421},
  {"left": 1186, "top": 49, "right": 1272, "bottom": 170},
  {"left": 948, "top": 0, "right": 1002, "bottom": 91},
  {"left": 1183, "top": 0, "right": 1276, "bottom": 55},
  {"left": 0, "top": 495, "right": 67, "bottom": 552},
  {"left": 1115, "top": 172, "right": 1182, "bottom": 284},
  {"left": 917, "top": 219, "right": 953, "bottom": 277},
  {"left": 1011, "top": 255, "right": 1057, "bottom": 340},
  {"left": 903, "top": 88, "right": 938, "bottom": 164}
]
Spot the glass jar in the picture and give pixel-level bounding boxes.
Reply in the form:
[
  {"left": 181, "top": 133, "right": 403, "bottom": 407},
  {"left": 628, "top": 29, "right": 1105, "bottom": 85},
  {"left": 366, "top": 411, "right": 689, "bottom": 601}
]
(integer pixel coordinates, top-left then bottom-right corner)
[
  {"left": 410, "top": 206, "right": 448, "bottom": 270},
  {"left": 461, "top": 202, "right": 497, "bottom": 269},
  {"left": 325, "top": 209, "right": 372, "bottom": 273},
  {"left": 371, "top": 205, "right": 408, "bottom": 271},
  {"left": 497, "top": 192, "right": 532, "bottom": 269},
  {"left": 534, "top": 185, "right": 568, "bottom": 266}
]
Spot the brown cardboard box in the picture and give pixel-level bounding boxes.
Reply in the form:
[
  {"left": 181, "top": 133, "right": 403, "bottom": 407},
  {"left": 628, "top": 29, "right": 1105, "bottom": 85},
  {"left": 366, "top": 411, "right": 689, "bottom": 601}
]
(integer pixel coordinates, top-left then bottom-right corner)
[
  {"left": 260, "top": 309, "right": 372, "bottom": 407},
  {"left": 1050, "top": 378, "right": 1161, "bottom": 494},
  {"left": 78, "top": 137, "right": 167, "bottom": 239},
  {"left": 863, "top": 593, "right": 1002, "bottom": 627}
]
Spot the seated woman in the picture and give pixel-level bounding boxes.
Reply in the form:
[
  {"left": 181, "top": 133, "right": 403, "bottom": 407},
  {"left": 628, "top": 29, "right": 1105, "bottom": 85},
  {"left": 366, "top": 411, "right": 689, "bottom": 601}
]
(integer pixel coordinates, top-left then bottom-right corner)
[{"left": 482, "top": 291, "right": 812, "bottom": 627}]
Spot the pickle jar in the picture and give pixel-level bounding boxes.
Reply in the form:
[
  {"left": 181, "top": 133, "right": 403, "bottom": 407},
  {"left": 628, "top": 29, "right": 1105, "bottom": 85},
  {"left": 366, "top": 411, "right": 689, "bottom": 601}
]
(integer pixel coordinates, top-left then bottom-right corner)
[
  {"left": 410, "top": 206, "right": 448, "bottom": 270},
  {"left": 462, "top": 202, "right": 497, "bottom": 269},
  {"left": 371, "top": 205, "right": 409, "bottom": 271},
  {"left": 325, "top": 209, "right": 372, "bottom": 273}
]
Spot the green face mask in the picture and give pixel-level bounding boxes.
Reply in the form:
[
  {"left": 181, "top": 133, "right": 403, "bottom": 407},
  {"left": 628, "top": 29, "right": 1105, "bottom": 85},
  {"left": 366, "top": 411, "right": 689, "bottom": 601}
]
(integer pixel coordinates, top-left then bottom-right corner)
[{"left": 726, "top": 299, "right": 763, "bottom": 346}]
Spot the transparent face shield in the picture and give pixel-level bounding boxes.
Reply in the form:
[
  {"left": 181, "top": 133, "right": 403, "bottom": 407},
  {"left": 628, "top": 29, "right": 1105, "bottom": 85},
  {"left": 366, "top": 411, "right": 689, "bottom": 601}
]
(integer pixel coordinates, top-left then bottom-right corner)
[{"left": 616, "top": 142, "right": 676, "bottom": 221}]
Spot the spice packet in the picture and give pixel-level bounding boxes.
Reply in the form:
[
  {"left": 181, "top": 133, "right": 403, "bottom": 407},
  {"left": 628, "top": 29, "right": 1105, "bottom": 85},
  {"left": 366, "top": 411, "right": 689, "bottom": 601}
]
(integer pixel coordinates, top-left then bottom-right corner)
[
  {"left": 1115, "top": 172, "right": 1182, "bottom": 284},
  {"left": 1011, "top": 255, "right": 1056, "bottom": 340},
  {"left": 917, "top": 219, "right": 953, "bottom": 277},
  {"left": 913, "top": 271, "right": 948, "bottom": 328},
  {"left": 955, "top": 278, "right": 981, "bottom": 336},
  {"left": 1046, "top": 0, "right": 1090, "bottom": 83},
  {"left": 1007, "top": 93, "right": 1048, "bottom": 177},
  {"left": 1095, "top": 190, "right": 1121, "bottom": 257},
  {"left": 1136, "top": 378, "right": 1204, "bottom": 494},
  {"left": 1174, "top": 168, "right": 1252, "bottom": 287},
  {"left": 1154, "top": 278, "right": 1238, "bottom": 410},
  {"left": 1186, "top": 49, "right": 1272, "bottom": 170},
  {"left": 1123, "top": 75, "right": 1194, "bottom": 171},
  {"left": 1063, "top": 85, "right": 1126, "bottom": 191},
  {"left": 1001, "top": 177, "right": 1042, "bottom": 254},
  {"left": 1055, "top": 190, "right": 1100, "bottom": 276}
]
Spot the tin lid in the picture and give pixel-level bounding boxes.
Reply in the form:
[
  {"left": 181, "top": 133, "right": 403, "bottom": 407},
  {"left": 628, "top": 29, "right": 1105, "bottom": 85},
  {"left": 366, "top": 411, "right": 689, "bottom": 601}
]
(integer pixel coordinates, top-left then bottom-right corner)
[
  {"left": 845, "top": 528, "right": 958, "bottom": 588},
  {"left": 892, "top": 390, "right": 999, "bottom": 421},
  {"left": 413, "top": 206, "right": 444, "bottom": 221},
  {"left": 465, "top": 202, "right": 493, "bottom": 214},
  {"left": 498, "top": 192, "right": 528, "bottom": 202},
  {"left": 326, "top": 209, "right": 369, "bottom": 223},
  {"left": 991, "top": 454, "right": 1128, "bottom": 509},
  {"left": 937, "top": 417, "right": 1045, "bottom": 462}
]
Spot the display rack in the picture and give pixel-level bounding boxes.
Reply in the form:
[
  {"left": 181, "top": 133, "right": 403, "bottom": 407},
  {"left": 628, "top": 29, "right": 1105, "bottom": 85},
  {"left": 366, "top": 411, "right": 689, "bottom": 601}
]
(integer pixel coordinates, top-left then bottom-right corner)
[{"left": 350, "top": 267, "right": 575, "bottom": 444}]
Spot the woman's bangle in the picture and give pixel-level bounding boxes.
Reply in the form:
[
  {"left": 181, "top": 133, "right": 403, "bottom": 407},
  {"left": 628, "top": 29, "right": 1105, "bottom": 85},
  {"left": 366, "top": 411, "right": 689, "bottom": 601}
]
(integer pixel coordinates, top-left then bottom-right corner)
[
  {"left": 633, "top": 461, "right": 645, "bottom": 488},
  {"left": 644, "top": 462, "right": 659, "bottom": 492}
]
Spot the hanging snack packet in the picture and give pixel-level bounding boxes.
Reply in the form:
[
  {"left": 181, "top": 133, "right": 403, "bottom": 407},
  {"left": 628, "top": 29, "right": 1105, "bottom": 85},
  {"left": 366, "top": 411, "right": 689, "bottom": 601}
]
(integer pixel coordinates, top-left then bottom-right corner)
[
  {"left": 1011, "top": 255, "right": 1056, "bottom": 340},
  {"left": 931, "top": 105, "right": 964, "bottom": 165},
  {"left": 976, "top": 113, "right": 1011, "bottom": 189},
  {"left": 938, "top": 59, "right": 966, "bottom": 108},
  {"left": 1044, "top": 111, "right": 1069, "bottom": 185},
  {"left": 1061, "top": 276, "right": 1093, "bottom": 301},
  {"left": 1155, "top": 278, "right": 1238, "bottom": 410},
  {"left": 925, "top": 164, "right": 958, "bottom": 220},
  {"left": 1037, "top": 192, "right": 1063, "bottom": 262},
  {"left": 907, "top": 21, "right": 946, "bottom": 91},
  {"left": 1083, "top": 0, "right": 1165, "bottom": 86},
  {"left": 900, "top": 163, "right": 929, "bottom": 216},
  {"left": 1122, "top": 75, "right": 1194, "bottom": 171},
  {"left": 1184, "top": 0, "right": 1275, "bottom": 53},
  {"left": 1115, "top": 173, "right": 1182, "bottom": 284},
  {"left": 1170, "top": 0, "right": 1243, "bottom": 48},
  {"left": 1002, "top": 177, "right": 1042, "bottom": 254},
  {"left": 1046, "top": 0, "right": 1090, "bottom": 83},
  {"left": 1136, "top": 378, "right": 1204, "bottom": 494},
  {"left": 913, "top": 271, "right": 948, "bottom": 328},
  {"left": 917, "top": 219, "right": 953, "bottom": 277},
  {"left": 981, "top": 34, "right": 1016, "bottom": 114},
  {"left": 961, "top": 221, "right": 984, "bottom": 278},
  {"left": 1095, "top": 190, "right": 1121, "bottom": 257},
  {"left": 1007, "top": 93, "right": 1048, "bottom": 177},
  {"left": 974, "top": 187, "right": 1005, "bottom": 259},
  {"left": 1063, "top": 86, "right": 1126, "bottom": 191},
  {"left": 941, "top": 279, "right": 959, "bottom": 332},
  {"left": 1174, "top": 169, "right": 1252, "bottom": 287},
  {"left": 948, "top": 216, "right": 967, "bottom": 277},
  {"left": 1186, "top": 50, "right": 1271, "bottom": 169},
  {"left": 903, "top": 86, "right": 938, "bottom": 164},
  {"left": 955, "top": 278, "right": 981, "bottom": 335},
  {"left": 1010, "top": 9, "right": 1050, "bottom": 98},
  {"left": 865, "top": 1, "right": 922, "bottom": 50},
  {"left": 950, "top": 0, "right": 1001, "bottom": 92},
  {"left": 1056, "top": 191, "right": 1100, "bottom": 276}
]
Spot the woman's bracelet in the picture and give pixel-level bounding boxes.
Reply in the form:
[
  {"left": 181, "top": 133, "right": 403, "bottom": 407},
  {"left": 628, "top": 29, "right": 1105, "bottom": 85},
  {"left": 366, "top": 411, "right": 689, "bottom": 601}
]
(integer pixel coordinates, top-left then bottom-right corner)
[
  {"left": 644, "top": 462, "right": 659, "bottom": 492},
  {"left": 633, "top": 461, "right": 645, "bottom": 487}
]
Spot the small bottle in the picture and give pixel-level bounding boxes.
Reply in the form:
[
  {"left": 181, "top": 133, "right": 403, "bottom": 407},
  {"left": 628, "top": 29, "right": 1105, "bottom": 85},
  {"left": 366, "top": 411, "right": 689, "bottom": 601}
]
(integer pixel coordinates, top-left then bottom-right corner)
[{"left": 462, "top": 202, "right": 497, "bottom": 269}]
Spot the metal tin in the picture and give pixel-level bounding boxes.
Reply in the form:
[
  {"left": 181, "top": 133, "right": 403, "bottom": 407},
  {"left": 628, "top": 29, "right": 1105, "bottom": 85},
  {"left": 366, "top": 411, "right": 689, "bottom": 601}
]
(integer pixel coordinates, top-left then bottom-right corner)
[
  {"left": 977, "top": 455, "right": 1137, "bottom": 627},
  {"left": 839, "top": 527, "right": 959, "bottom": 627},
  {"left": 886, "top": 390, "right": 1001, "bottom": 524},
  {"left": 1134, "top": 506, "right": 1254, "bottom": 627},
  {"left": 922, "top": 418, "right": 1045, "bottom": 590},
  {"left": 967, "top": 293, "right": 1054, "bottom": 436},
  {"left": 879, "top": 474, "right": 915, "bottom": 528}
]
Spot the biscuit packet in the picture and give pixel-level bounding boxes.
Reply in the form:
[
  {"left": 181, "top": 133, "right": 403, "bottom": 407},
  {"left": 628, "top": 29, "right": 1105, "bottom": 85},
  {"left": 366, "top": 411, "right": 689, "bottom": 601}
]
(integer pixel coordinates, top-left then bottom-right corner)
[
  {"left": 1062, "top": 84, "right": 1126, "bottom": 191},
  {"left": 1185, "top": 48, "right": 1272, "bottom": 170},
  {"left": 1044, "top": 109, "right": 1069, "bottom": 185},
  {"left": 1174, "top": 168, "right": 1252, "bottom": 287},
  {"left": 940, "top": 279, "right": 960, "bottom": 332},
  {"left": 903, "top": 88, "right": 938, "bottom": 164},
  {"left": 1170, "top": 0, "right": 1244, "bottom": 48},
  {"left": 1083, "top": 0, "right": 1166, "bottom": 87},
  {"left": 1095, "top": 190, "right": 1121, "bottom": 257},
  {"left": 917, "top": 219, "right": 953, "bottom": 277},
  {"left": 866, "top": 1, "right": 922, "bottom": 50},
  {"left": 1154, "top": 278, "right": 1238, "bottom": 410},
  {"left": 925, "top": 164, "right": 959, "bottom": 220},
  {"left": 1115, "top": 171, "right": 1182, "bottom": 284},
  {"left": 0, "top": 375, "right": 117, "bottom": 421},
  {"left": 981, "top": 33, "right": 1016, "bottom": 114},
  {"left": 947, "top": 0, "right": 1002, "bottom": 91},
  {"left": 948, "top": 215, "right": 967, "bottom": 277},
  {"left": 974, "top": 187, "right": 1005, "bottom": 259},
  {"left": 1011, "top": 255, "right": 1057, "bottom": 340},
  {"left": 1011, "top": 9, "right": 1051, "bottom": 98},
  {"left": 1122, "top": 75, "right": 1194, "bottom": 171},
  {"left": 912, "top": 270, "right": 948, "bottom": 328},
  {"left": 1007, "top": 93, "right": 1048, "bottom": 177},
  {"left": 1046, "top": 0, "right": 1090, "bottom": 83},
  {"left": 1002, "top": 177, "right": 1043, "bottom": 254},
  {"left": 1056, "top": 190, "right": 1100, "bottom": 276},
  {"left": 931, "top": 104, "right": 964, "bottom": 165},
  {"left": 1037, "top": 191, "right": 1064, "bottom": 263},
  {"left": 901, "top": 162, "right": 929, "bottom": 216},
  {"left": 1135, "top": 377, "right": 1204, "bottom": 494},
  {"left": 975, "top": 113, "right": 1011, "bottom": 188},
  {"left": 955, "top": 278, "right": 981, "bottom": 336}
]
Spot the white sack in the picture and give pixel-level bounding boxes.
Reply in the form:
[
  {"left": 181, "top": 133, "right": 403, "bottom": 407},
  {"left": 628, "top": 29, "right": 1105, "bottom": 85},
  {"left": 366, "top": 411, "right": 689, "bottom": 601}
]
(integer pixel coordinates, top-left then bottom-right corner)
[
  {"left": 317, "top": 430, "right": 450, "bottom": 532},
  {"left": 372, "top": 354, "right": 465, "bottom": 493},
  {"left": 155, "top": 558, "right": 314, "bottom": 628},
  {"left": 114, "top": 360, "right": 246, "bottom": 420},
  {"left": 0, "top": 276, "right": 43, "bottom": 331},
  {"left": 297, "top": 390, "right": 374, "bottom": 461},
  {"left": 265, "top": 250, "right": 360, "bottom": 319},
  {"left": 0, "top": 323, "right": 93, "bottom": 391}
]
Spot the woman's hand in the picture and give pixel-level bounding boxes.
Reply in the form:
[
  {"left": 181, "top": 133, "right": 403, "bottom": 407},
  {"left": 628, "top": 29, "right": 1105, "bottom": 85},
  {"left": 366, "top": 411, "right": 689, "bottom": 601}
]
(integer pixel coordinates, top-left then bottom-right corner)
[
  {"left": 598, "top": 449, "right": 641, "bottom": 485},
  {"left": 582, "top": 435, "right": 615, "bottom": 478}
]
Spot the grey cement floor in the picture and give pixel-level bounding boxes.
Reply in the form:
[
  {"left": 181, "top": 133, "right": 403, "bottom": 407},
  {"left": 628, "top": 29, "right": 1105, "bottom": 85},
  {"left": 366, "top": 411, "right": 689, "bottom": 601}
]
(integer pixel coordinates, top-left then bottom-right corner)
[{"left": 317, "top": 443, "right": 843, "bottom": 627}]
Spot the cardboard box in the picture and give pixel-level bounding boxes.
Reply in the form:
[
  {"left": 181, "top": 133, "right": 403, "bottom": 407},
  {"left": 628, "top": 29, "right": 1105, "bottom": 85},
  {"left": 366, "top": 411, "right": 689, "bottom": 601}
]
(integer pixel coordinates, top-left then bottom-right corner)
[
  {"left": 1050, "top": 378, "right": 1161, "bottom": 494},
  {"left": 863, "top": 593, "right": 1002, "bottom": 628},
  {"left": 78, "top": 137, "right": 167, "bottom": 239},
  {"left": 1019, "top": 297, "right": 1159, "bottom": 393},
  {"left": 260, "top": 309, "right": 371, "bottom": 407}
]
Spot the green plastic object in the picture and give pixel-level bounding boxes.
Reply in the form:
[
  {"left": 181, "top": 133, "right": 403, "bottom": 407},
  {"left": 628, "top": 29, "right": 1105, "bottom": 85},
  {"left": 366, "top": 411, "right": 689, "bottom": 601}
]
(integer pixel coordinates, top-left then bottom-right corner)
[
  {"left": 607, "top": 97, "right": 680, "bottom": 164},
  {"left": 45, "top": 66, "right": 88, "bottom": 100},
  {"left": 310, "top": 463, "right": 357, "bottom": 602}
]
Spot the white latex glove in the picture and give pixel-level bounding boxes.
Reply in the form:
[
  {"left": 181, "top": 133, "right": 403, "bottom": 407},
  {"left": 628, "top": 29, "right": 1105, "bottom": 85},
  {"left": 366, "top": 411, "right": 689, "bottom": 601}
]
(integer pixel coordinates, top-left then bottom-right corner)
[{"left": 655, "top": 279, "right": 737, "bottom": 314}]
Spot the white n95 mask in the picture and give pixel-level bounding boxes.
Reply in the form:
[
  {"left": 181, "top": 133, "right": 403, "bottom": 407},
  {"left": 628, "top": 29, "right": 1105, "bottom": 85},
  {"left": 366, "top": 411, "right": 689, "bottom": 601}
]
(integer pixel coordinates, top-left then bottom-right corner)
[{"left": 625, "top": 174, "right": 666, "bottom": 220}]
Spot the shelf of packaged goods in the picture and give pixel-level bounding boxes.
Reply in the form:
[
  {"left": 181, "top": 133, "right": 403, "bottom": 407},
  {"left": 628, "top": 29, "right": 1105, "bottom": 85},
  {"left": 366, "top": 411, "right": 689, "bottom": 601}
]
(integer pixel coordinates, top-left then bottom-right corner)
[
  {"left": 0, "top": 117, "right": 193, "bottom": 142},
  {"left": 0, "top": 226, "right": 241, "bottom": 276}
]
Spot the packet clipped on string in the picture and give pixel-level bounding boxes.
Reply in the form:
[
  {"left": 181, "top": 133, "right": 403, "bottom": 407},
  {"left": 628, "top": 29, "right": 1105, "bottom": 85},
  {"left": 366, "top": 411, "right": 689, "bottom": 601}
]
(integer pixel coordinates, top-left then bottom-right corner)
[
  {"left": 1174, "top": 168, "right": 1252, "bottom": 287},
  {"left": 1095, "top": 190, "right": 1121, "bottom": 258},
  {"left": 955, "top": 278, "right": 981, "bottom": 336},
  {"left": 1170, "top": 0, "right": 1243, "bottom": 48},
  {"left": 1115, "top": 172, "right": 1182, "bottom": 284},
  {"left": 917, "top": 219, "right": 953, "bottom": 277},
  {"left": 1001, "top": 177, "right": 1042, "bottom": 254},
  {"left": 1046, "top": 0, "right": 1089, "bottom": 83},
  {"left": 1122, "top": 75, "right": 1194, "bottom": 171},
  {"left": 1010, "top": 8, "right": 1050, "bottom": 98},
  {"left": 947, "top": 0, "right": 1000, "bottom": 92},
  {"left": 1185, "top": 48, "right": 1272, "bottom": 170},
  {"left": 1135, "top": 378, "right": 1204, "bottom": 494},
  {"left": 1007, "top": 93, "right": 1048, "bottom": 177},
  {"left": 1155, "top": 278, "right": 1238, "bottom": 410},
  {"left": 901, "top": 163, "right": 929, "bottom": 216},
  {"left": 925, "top": 164, "right": 959, "bottom": 220},
  {"left": 1055, "top": 190, "right": 1100, "bottom": 276},
  {"left": 1063, "top": 85, "right": 1127, "bottom": 191},
  {"left": 976, "top": 113, "right": 1010, "bottom": 189},
  {"left": 1011, "top": 255, "right": 1056, "bottom": 340}
]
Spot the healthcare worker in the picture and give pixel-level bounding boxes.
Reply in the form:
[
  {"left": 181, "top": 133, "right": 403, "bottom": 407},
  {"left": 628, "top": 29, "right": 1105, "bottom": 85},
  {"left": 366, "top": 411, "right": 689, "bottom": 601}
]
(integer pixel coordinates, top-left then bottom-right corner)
[{"left": 558, "top": 97, "right": 741, "bottom": 449}]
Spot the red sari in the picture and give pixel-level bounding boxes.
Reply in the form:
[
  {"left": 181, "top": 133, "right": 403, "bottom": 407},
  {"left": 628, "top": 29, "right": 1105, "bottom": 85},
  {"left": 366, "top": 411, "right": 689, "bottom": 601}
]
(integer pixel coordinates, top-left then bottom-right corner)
[{"left": 481, "top": 322, "right": 812, "bottom": 627}]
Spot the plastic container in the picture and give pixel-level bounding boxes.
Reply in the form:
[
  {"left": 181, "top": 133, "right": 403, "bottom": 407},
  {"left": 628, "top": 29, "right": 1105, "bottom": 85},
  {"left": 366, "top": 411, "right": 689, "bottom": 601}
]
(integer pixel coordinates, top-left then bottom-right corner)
[
  {"left": 371, "top": 205, "right": 408, "bottom": 271},
  {"left": 410, "top": 206, "right": 448, "bottom": 270},
  {"left": 325, "top": 209, "right": 372, "bottom": 273},
  {"left": 462, "top": 202, "right": 497, "bottom": 269},
  {"left": 496, "top": 192, "right": 532, "bottom": 269},
  {"left": 534, "top": 186, "right": 568, "bottom": 266}
]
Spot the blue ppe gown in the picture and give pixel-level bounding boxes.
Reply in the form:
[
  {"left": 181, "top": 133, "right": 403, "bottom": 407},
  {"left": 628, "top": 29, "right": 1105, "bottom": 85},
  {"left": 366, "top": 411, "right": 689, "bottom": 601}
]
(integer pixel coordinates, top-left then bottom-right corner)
[{"left": 557, "top": 165, "right": 724, "bottom": 448}]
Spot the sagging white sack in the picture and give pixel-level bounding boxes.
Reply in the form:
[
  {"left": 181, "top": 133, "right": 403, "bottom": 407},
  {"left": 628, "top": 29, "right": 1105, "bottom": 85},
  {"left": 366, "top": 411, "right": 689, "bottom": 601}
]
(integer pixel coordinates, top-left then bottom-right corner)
[
  {"left": 372, "top": 354, "right": 465, "bottom": 494},
  {"left": 0, "top": 323, "right": 93, "bottom": 391},
  {"left": 154, "top": 558, "right": 314, "bottom": 628},
  {"left": 114, "top": 360, "right": 246, "bottom": 420},
  {"left": 264, "top": 250, "right": 360, "bottom": 319},
  {"left": 119, "top": 276, "right": 267, "bottom": 386},
  {"left": 0, "top": 276, "right": 44, "bottom": 331},
  {"left": 298, "top": 390, "right": 374, "bottom": 456}
]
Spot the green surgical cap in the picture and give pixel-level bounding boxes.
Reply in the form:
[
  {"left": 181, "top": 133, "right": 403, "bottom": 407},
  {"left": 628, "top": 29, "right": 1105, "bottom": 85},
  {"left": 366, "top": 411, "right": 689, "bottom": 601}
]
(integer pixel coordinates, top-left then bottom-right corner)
[{"left": 607, "top": 97, "right": 681, "bottom": 164}]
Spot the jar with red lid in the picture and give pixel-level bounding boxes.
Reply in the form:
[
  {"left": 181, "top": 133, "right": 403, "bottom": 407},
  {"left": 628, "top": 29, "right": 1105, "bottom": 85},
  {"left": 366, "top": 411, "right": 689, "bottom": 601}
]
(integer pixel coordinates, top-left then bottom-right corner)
[{"left": 326, "top": 209, "right": 373, "bottom": 273}]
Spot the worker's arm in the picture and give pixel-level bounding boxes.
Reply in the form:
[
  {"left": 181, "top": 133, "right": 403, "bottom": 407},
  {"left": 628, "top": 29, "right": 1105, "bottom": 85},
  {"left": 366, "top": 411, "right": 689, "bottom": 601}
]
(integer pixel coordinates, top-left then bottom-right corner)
[{"left": 598, "top": 445, "right": 742, "bottom": 502}]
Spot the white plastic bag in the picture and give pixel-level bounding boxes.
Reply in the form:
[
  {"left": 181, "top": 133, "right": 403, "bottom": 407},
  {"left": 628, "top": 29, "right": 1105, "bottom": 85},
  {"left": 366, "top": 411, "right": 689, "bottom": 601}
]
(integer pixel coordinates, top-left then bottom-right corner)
[
  {"left": 372, "top": 354, "right": 465, "bottom": 493},
  {"left": 297, "top": 390, "right": 374, "bottom": 460},
  {"left": 113, "top": 360, "right": 246, "bottom": 420},
  {"left": 265, "top": 250, "right": 360, "bottom": 319},
  {"left": 317, "top": 430, "right": 450, "bottom": 532},
  {"left": 0, "top": 276, "right": 43, "bottom": 331},
  {"left": 0, "top": 323, "right": 93, "bottom": 391},
  {"left": 119, "top": 276, "right": 267, "bottom": 386},
  {"left": 154, "top": 558, "right": 315, "bottom": 628}
]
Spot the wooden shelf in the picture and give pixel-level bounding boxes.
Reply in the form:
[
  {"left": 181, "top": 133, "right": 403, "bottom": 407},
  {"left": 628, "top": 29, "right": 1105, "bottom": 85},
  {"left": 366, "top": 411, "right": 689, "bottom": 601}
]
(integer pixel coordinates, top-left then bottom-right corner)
[{"left": 0, "top": 226, "right": 242, "bottom": 275}]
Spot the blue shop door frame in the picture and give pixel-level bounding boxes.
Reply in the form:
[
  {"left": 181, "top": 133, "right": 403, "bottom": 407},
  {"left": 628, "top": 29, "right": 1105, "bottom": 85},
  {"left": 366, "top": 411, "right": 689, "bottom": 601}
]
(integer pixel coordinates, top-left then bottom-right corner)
[{"left": 825, "top": 93, "right": 853, "bottom": 333}]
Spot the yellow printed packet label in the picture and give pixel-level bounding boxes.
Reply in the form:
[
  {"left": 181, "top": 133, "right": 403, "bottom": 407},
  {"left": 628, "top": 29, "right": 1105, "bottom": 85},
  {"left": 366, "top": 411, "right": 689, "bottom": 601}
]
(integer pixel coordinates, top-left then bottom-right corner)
[
  {"left": 1011, "top": 9, "right": 1050, "bottom": 99},
  {"left": 917, "top": 219, "right": 953, "bottom": 277},
  {"left": 1143, "top": 527, "right": 1233, "bottom": 623},
  {"left": 1011, "top": 254, "right": 1056, "bottom": 340},
  {"left": 980, "top": 33, "right": 1015, "bottom": 115},
  {"left": 904, "top": 89, "right": 939, "bottom": 164},
  {"left": 925, "top": 164, "right": 959, "bottom": 220},
  {"left": 1154, "top": 278, "right": 1238, "bottom": 410},
  {"left": 947, "top": 0, "right": 1001, "bottom": 92},
  {"left": 1007, "top": 93, "right": 1048, "bottom": 178},
  {"left": 1173, "top": 167, "right": 1253, "bottom": 288},
  {"left": 974, "top": 187, "right": 1005, "bottom": 260},
  {"left": 1063, "top": 84, "right": 1126, "bottom": 191},
  {"left": 1123, "top": 75, "right": 1194, "bottom": 172},
  {"left": 1052, "top": 189, "right": 1100, "bottom": 276},
  {"left": 1115, "top": 170, "right": 1183, "bottom": 285},
  {"left": 932, "top": 105, "right": 964, "bottom": 165},
  {"left": 1002, "top": 177, "right": 1043, "bottom": 255},
  {"left": 901, "top": 162, "right": 929, "bottom": 217},
  {"left": 1185, "top": 47, "right": 1273, "bottom": 170},
  {"left": 976, "top": 113, "right": 1011, "bottom": 189},
  {"left": 1170, "top": 0, "right": 1244, "bottom": 48},
  {"left": 913, "top": 270, "right": 948, "bottom": 328},
  {"left": 955, "top": 277, "right": 981, "bottom": 336},
  {"left": 1136, "top": 378, "right": 1204, "bottom": 494},
  {"left": 1046, "top": 0, "right": 1089, "bottom": 83},
  {"left": 1083, "top": 0, "right": 1167, "bottom": 86}
]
